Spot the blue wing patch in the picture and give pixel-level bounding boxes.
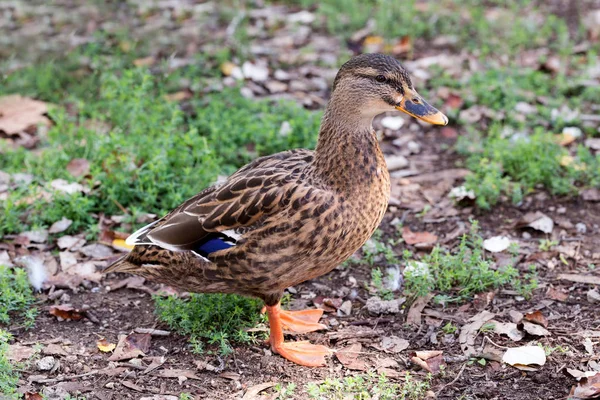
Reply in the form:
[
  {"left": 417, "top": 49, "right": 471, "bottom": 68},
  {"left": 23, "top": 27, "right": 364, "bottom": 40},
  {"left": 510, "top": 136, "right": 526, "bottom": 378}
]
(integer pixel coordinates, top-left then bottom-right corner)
[{"left": 196, "top": 236, "right": 235, "bottom": 257}]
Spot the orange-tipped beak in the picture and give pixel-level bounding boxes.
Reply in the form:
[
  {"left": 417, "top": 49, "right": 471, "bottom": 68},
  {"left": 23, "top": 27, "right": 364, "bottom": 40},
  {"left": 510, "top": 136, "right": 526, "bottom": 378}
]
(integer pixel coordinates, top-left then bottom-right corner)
[{"left": 395, "top": 90, "right": 448, "bottom": 126}]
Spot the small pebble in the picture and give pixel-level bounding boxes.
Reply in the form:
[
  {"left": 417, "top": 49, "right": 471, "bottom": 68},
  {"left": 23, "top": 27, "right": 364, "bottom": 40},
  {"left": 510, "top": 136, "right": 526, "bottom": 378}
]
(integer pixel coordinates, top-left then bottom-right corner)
[
  {"left": 522, "top": 232, "right": 532, "bottom": 239},
  {"left": 37, "top": 356, "right": 55, "bottom": 371},
  {"left": 338, "top": 300, "right": 352, "bottom": 316},
  {"left": 576, "top": 223, "right": 587, "bottom": 234}
]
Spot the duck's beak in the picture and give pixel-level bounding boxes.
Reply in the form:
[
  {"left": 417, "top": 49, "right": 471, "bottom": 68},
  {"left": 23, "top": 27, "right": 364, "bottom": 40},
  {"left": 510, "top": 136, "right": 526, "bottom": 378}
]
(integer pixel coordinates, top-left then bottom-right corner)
[{"left": 395, "top": 90, "right": 448, "bottom": 126}]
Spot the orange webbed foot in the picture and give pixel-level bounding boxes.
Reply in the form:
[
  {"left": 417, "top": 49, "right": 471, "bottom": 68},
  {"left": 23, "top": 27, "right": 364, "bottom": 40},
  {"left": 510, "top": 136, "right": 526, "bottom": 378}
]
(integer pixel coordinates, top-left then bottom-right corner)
[
  {"left": 271, "top": 340, "right": 332, "bottom": 367},
  {"left": 265, "top": 303, "right": 331, "bottom": 367}
]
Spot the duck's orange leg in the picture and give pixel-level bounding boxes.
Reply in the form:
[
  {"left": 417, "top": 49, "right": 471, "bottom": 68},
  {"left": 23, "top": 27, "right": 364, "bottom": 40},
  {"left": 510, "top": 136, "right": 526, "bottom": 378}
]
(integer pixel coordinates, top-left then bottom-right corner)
[
  {"left": 265, "top": 303, "right": 331, "bottom": 367},
  {"left": 261, "top": 306, "right": 326, "bottom": 333}
]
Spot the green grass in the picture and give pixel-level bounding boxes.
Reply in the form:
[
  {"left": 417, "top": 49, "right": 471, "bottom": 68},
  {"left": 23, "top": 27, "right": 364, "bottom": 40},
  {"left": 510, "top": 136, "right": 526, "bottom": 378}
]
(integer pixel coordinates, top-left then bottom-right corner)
[
  {"left": 0, "top": 265, "right": 38, "bottom": 328},
  {"left": 403, "top": 221, "right": 538, "bottom": 303},
  {"left": 0, "top": 330, "right": 20, "bottom": 398},
  {"left": 0, "top": 63, "right": 320, "bottom": 239},
  {"left": 287, "top": 0, "right": 584, "bottom": 57},
  {"left": 154, "top": 293, "right": 263, "bottom": 355},
  {"left": 305, "top": 372, "right": 431, "bottom": 400}
]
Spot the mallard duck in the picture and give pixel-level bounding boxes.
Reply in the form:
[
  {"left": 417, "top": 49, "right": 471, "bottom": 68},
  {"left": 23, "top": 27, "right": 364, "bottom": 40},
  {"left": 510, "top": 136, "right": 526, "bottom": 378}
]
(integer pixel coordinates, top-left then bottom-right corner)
[{"left": 105, "top": 53, "right": 447, "bottom": 367}]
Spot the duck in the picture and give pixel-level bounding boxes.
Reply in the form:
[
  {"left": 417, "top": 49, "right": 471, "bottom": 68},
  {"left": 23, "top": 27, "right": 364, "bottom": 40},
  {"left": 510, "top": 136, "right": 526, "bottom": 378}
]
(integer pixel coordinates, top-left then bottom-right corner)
[{"left": 105, "top": 53, "right": 447, "bottom": 367}]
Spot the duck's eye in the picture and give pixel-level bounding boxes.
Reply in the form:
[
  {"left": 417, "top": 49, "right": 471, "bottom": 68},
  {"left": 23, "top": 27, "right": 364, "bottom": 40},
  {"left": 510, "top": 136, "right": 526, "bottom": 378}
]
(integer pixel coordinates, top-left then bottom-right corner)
[{"left": 375, "top": 75, "right": 387, "bottom": 83}]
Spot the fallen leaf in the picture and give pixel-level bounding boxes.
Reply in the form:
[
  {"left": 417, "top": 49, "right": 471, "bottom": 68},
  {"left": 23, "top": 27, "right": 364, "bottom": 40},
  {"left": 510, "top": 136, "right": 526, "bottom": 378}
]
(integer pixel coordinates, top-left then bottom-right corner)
[
  {"left": 490, "top": 320, "right": 524, "bottom": 341},
  {"left": 582, "top": 188, "right": 600, "bottom": 202},
  {"left": 97, "top": 338, "right": 116, "bottom": 353},
  {"left": 49, "top": 305, "right": 87, "bottom": 321},
  {"left": 20, "top": 229, "right": 49, "bottom": 243},
  {"left": 570, "top": 371, "right": 600, "bottom": 398},
  {"left": 459, "top": 310, "right": 495, "bottom": 356},
  {"left": 0, "top": 95, "right": 50, "bottom": 135},
  {"left": 66, "top": 158, "right": 90, "bottom": 177},
  {"left": 336, "top": 343, "right": 368, "bottom": 371},
  {"left": 402, "top": 227, "right": 438, "bottom": 245},
  {"left": 164, "top": 91, "right": 192, "bottom": 102},
  {"left": 154, "top": 369, "right": 201, "bottom": 380},
  {"left": 122, "top": 380, "right": 144, "bottom": 392},
  {"left": 50, "top": 179, "right": 90, "bottom": 194},
  {"left": 242, "top": 382, "right": 278, "bottom": 400},
  {"left": 502, "top": 346, "right": 546, "bottom": 371},
  {"left": 406, "top": 294, "right": 434, "bottom": 326},
  {"left": 48, "top": 217, "right": 72, "bottom": 234},
  {"left": 108, "top": 333, "right": 151, "bottom": 361},
  {"left": 42, "top": 343, "right": 68, "bottom": 356},
  {"left": 379, "top": 336, "right": 410, "bottom": 353},
  {"left": 558, "top": 274, "right": 600, "bottom": 285},
  {"left": 411, "top": 350, "right": 445, "bottom": 374},
  {"left": 522, "top": 321, "right": 551, "bottom": 337},
  {"left": 546, "top": 286, "right": 568, "bottom": 302},
  {"left": 8, "top": 343, "right": 36, "bottom": 362},
  {"left": 524, "top": 310, "right": 548, "bottom": 328},
  {"left": 25, "top": 393, "right": 43, "bottom": 400},
  {"left": 133, "top": 56, "right": 155, "bottom": 67},
  {"left": 516, "top": 211, "right": 554, "bottom": 233},
  {"left": 483, "top": 236, "right": 511, "bottom": 253}
]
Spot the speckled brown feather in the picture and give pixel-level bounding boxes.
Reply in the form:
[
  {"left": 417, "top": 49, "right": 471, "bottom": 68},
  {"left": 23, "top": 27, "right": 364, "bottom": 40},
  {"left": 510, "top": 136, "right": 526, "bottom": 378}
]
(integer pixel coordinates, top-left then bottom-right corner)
[{"left": 105, "top": 54, "right": 407, "bottom": 306}]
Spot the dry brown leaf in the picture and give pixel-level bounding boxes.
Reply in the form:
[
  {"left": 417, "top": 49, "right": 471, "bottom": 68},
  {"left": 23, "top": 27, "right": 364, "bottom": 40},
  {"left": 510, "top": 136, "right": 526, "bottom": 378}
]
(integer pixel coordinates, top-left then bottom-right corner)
[
  {"left": 66, "top": 158, "right": 90, "bottom": 177},
  {"left": 242, "top": 382, "right": 278, "bottom": 400},
  {"left": 406, "top": 294, "right": 434, "bottom": 326},
  {"left": 164, "top": 91, "right": 192, "bottom": 102},
  {"left": 8, "top": 343, "right": 36, "bottom": 362},
  {"left": 122, "top": 380, "right": 144, "bottom": 392},
  {"left": 133, "top": 56, "right": 155, "bottom": 67},
  {"left": 524, "top": 310, "right": 548, "bottom": 328},
  {"left": 402, "top": 226, "right": 438, "bottom": 245},
  {"left": 558, "top": 274, "right": 600, "bottom": 285},
  {"left": 0, "top": 95, "right": 50, "bottom": 135},
  {"left": 49, "top": 217, "right": 72, "bottom": 234},
  {"left": 411, "top": 350, "right": 445, "bottom": 374},
  {"left": 379, "top": 336, "right": 410, "bottom": 353},
  {"left": 97, "top": 338, "right": 116, "bottom": 353},
  {"left": 336, "top": 343, "right": 368, "bottom": 371},
  {"left": 490, "top": 320, "right": 524, "bottom": 341},
  {"left": 155, "top": 369, "right": 201, "bottom": 380},
  {"left": 108, "top": 333, "right": 151, "bottom": 361},
  {"left": 516, "top": 211, "right": 554, "bottom": 233},
  {"left": 546, "top": 286, "right": 569, "bottom": 302},
  {"left": 459, "top": 310, "right": 496, "bottom": 356},
  {"left": 522, "top": 321, "right": 551, "bottom": 337},
  {"left": 49, "top": 305, "right": 87, "bottom": 321},
  {"left": 25, "top": 393, "right": 43, "bottom": 400}
]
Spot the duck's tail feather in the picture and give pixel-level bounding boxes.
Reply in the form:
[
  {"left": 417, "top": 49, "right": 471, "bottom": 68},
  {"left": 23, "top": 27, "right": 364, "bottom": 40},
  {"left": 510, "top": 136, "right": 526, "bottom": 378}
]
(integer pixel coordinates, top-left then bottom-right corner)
[{"left": 104, "top": 255, "right": 140, "bottom": 274}]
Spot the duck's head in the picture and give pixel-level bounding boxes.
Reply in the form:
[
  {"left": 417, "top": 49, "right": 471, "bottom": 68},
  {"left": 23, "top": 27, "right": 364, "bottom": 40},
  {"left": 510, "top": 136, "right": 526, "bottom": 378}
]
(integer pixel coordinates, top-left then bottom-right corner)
[{"left": 331, "top": 53, "right": 447, "bottom": 126}]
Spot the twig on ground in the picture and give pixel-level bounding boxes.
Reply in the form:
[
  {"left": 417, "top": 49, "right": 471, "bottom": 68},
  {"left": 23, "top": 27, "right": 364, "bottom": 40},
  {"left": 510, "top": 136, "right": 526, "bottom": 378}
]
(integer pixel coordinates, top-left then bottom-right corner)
[{"left": 436, "top": 362, "right": 467, "bottom": 396}]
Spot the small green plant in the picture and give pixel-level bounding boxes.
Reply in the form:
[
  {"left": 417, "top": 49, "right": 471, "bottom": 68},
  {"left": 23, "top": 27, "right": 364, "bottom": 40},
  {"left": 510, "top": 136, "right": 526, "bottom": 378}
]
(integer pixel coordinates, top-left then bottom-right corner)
[
  {"left": 539, "top": 239, "right": 558, "bottom": 251},
  {"left": 480, "top": 322, "right": 495, "bottom": 333},
  {"left": 442, "top": 322, "right": 457, "bottom": 335},
  {"left": 0, "top": 330, "right": 20, "bottom": 398},
  {"left": 403, "top": 221, "right": 534, "bottom": 302},
  {"left": 305, "top": 371, "right": 429, "bottom": 400},
  {"left": 154, "top": 293, "right": 263, "bottom": 355},
  {"left": 179, "top": 393, "right": 194, "bottom": 400},
  {"left": 0, "top": 265, "right": 38, "bottom": 328},
  {"left": 511, "top": 265, "right": 538, "bottom": 299},
  {"left": 275, "top": 382, "right": 297, "bottom": 400},
  {"left": 370, "top": 268, "right": 394, "bottom": 301}
]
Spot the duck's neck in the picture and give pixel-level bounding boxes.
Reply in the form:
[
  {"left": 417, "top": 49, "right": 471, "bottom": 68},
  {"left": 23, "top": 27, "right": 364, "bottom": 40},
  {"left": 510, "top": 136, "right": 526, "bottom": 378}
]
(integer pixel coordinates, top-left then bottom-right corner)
[{"left": 311, "top": 100, "right": 386, "bottom": 194}]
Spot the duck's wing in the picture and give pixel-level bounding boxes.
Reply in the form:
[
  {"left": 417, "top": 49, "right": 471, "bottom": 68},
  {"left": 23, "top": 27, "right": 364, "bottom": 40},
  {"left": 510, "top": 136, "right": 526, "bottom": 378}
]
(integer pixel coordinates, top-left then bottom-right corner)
[{"left": 125, "top": 149, "right": 315, "bottom": 255}]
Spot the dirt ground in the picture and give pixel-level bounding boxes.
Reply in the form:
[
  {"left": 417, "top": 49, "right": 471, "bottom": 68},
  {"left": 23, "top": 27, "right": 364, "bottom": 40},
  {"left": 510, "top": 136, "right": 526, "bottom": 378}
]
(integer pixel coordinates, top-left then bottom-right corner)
[{"left": 2, "top": 1, "right": 600, "bottom": 399}]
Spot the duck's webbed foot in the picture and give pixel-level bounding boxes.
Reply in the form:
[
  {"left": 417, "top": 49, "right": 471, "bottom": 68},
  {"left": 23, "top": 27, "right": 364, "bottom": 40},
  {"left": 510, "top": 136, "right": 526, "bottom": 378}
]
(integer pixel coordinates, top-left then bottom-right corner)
[{"left": 265, "top": 303, "right": 331, "bottom": 367}]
